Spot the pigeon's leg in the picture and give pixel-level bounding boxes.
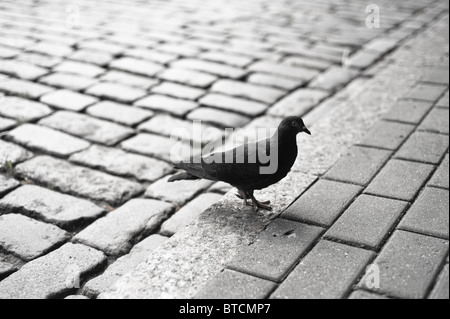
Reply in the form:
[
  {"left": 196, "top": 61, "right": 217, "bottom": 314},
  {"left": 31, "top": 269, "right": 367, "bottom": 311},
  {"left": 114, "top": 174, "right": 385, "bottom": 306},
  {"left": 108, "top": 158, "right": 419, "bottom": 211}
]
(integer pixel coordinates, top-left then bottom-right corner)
[
  {"left": 236, "top": 189, "right": 251, "bottom": 206},
  {"left": 248, "top": 191, "right": 272, "bottom": 211}
]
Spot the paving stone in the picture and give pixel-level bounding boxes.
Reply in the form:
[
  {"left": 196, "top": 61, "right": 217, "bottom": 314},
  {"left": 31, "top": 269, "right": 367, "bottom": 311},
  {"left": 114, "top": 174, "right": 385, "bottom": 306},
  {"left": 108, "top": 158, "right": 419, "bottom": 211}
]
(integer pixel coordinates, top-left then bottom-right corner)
[
  {"left": 405, "top": 83, "right": 447, "bottom": 102},
  {"left": 428, "top": 264, "right": 449, "bottom": 299},
  {"left": 419, "top": 108, "right": 449, "bottom": 134},
  {"left": 74, "top": 199, "right": 173, "bottom": 256},
  {"left": 0, "top": 78, "right": 54, "bottom": 99},
  {"left": 227, "top": 219, "right": 323, "bottom": 282},
  {"left": 0, "top": 253, "right": 21, "bottom": 280},
  {"left": 135, "top": 94, "right": 198, "bottom": 116},
  {"left": 109, "top": 57, "right": 164, "bottom": 77},
  {"left": 171, "top": 59, "right": 247, "bottom": 79},
  {"left": 157, "top": 68, "right": 217, "bottom": 88},
  {"left": 0, "top": 175, "right": 20, "bottom": 197},
  {"left": 78, "top": 40, "right": 124, "bottom": 55},
  {"left": 399, "top": 187, "right": 449, "bottom": 239},
  {"left": 145, "top": 175, "right": 214, "bottom": 206},
  {"left": 429, "top": 154, "right": 449, "bottom": 189},
  {"left": 160, "top": 193, "right": 223, "bottom": 236},
  {"left": 383, "top": 100, "right": 433, "bottom": 124},
  {"left": 6, "top": 123, "right": 90, "bottom": 157},
  {"left": 0, "top": 185, "right": 104, "bottom": 229},
  {"left": 39, "top": 111, "right": 134, "bottom": 146},
  {"left": 208, "top": 181, "right": 233, "bottom": 194},
  {"left": 248, "top": 61, "right": 319, "bottom": 81},
  {"left": 199, "top": 93, "right": 268, "bottom": 117},
  {"left": 0, "top": 214, "right": 69, "bottom": 261},
  {"left": 346, "top": 50, "right": 381, "bottom": 70},
  {"left": 121, "top": 133, "right": 197, "bottom": 162},
  {"left": 86, "top": 101, "right": 153, "bottom": 126},
  {"left": 151, "top": 82, "right": 206, "bottom": 100},
  {"left": 324, "top": 146, "right": 392, "bottom": 186},
  {"left": 82, "top": 234, "right": 169, "bottom": 297},
  {"left": 436, "top": 91, "right": 449, "bottom": 108},
  {"left": 423, "top": 68, "right": 450, "bottom": 85},
  {"left": 40, "top": 90, "right": 98, "bottom": 111},
  {"left": 138, "top": 114, "right": 222, "bottom": 145},
  {"left": 125, "top": 48, "right": 178, "bottom": 64},
  {"left": 86, "top": 82, "right": 147, "bottom": 104},
  {"left": 247, "top": 73, "right": 302, "bottom": 91},
  {"left": 70, "top": 50, "right": 114, "bottom": 66},
  {"left": 272, "top": 240, "right": 374, "bottom": 299},
  {"left": 200, "top": 51, "right": 252, "bottom": 67},
  {"left": 27, "top": 42, "right": 73, "bottom": 58},
  {"left": 0, "top": 59, "right": 48, "bottom": 80},
  {"left": 364, "top": 38, "right": 398, "bottom": 53},
  {"left": 0, "top": 46, "right": 19, "bottom": 58},
  {"left": 269, "top": 88, "right": 329, "bottom": 117},
  {"left": 195, "top": 269, "right": 276, "bottom": 299},
  {"left": 309, "top": 67, "right": 359, "bottom": 92},
  {"left": 70, "top": 145, "right": 173, "bottom": 182},
  {"left": 15, "top": 156, "right": 143, "bottom": 205},
  {"left": 359, "top": 121, "right": 416, "bottom": 150},
  {"left": 348, "top": 290, "right": 390, "bottom": 299},
  {"left": 282, "top": 179, "right": 362, "bottom": 226},
  {"left": 156, "top": 44, "right": 201, "bottom": 57},
  {"left": 358, "top": 230, "right": 448, "bottom": 299},
  {"left": 187, "top": 107, "right": 251, "bottom": 128},
  {"left": 365, "top": 159, "right": 434, "bottom": 201},
  {"left": 0, "top": 139, "right": 33, "bottom": 165},
  {"left": 100, "top": 70, "right": 159, "bottom": 90},
  {"left": 282, "top": 56, "right": 332, "bottom": 70},
  {"left": 17, "top": 52, "right": 63, "bottom": 69},
  {"left": 39, "top": 72, "right": 97, "bottom": 91},
  {"left": 211, "top": 79, "right": 285, "bottom": 104},
  {"left": 53, "top": 60, "right": 105, "bottom": 77},
  {"left": 395, "top": 132, "right": 448, "bottom": 164},
  {"left": 0, "top": 96, "right": 52, "bottom": 121},
  {"left": 0, "top": 243, "right": 106, "bottom": 299},
  {"left": 326, "top": 194, "right": 408, "bottom": 249},
  {"left": 0, "top": 117, "right": 16, "bottom": 131},
  {"left": 64, "top": 295, "right": 89, "bottom": 299}
]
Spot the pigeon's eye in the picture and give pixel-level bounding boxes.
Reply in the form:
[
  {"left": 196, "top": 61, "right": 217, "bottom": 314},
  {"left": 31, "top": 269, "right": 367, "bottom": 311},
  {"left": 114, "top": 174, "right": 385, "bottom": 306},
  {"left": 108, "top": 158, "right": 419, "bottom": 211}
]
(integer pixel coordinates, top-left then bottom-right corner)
[{"left": 291, "top": 121, "right": 298, "bottom": 127}]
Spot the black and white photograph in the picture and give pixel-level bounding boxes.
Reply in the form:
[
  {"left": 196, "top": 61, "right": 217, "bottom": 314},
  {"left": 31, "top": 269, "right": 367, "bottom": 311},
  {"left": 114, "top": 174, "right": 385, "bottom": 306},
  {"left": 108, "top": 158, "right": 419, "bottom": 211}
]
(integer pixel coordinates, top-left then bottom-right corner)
[{"left": 0, "top": 0, "right": 448, "bottom": 306}]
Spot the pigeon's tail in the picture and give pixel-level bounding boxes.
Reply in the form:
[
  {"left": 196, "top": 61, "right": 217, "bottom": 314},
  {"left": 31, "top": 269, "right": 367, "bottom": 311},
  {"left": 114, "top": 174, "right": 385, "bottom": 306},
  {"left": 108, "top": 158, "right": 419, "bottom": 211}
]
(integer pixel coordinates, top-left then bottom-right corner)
[{"left": 168, "top": 161, "right": 216, "bottom": 182}]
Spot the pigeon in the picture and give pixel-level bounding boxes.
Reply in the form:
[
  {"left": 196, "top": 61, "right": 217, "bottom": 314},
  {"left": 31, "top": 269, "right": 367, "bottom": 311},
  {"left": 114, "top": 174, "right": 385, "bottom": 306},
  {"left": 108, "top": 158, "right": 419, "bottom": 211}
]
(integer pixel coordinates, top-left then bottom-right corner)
[{"left": 168, "top": 116, "right": 311, "bottom": 211}]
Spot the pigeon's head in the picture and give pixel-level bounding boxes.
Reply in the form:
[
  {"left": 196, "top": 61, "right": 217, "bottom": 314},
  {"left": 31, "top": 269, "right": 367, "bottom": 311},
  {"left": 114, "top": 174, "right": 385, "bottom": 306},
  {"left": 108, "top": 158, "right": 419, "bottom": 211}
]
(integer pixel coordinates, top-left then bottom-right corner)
[{"left": 279, "top": 116, "right": 311, "bottom": 136}]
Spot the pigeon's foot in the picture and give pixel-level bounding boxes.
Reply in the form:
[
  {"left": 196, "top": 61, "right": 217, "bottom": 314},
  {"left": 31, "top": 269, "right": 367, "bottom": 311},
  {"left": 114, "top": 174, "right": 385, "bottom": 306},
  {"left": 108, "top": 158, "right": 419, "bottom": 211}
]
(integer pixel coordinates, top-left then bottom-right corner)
[
  {"left": 237, "top": 189, "right": 272, "bottom": 211},
  {"left": 250, "top": 197, "right": 273, "bottom": 212}
]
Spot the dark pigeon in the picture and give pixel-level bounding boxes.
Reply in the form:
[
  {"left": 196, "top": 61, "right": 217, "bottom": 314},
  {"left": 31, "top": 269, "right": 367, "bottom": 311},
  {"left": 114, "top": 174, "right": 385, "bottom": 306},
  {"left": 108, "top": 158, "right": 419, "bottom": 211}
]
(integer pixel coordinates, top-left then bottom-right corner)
[{"left": 168, "top": 116, "right": 311, "bottom": 211}]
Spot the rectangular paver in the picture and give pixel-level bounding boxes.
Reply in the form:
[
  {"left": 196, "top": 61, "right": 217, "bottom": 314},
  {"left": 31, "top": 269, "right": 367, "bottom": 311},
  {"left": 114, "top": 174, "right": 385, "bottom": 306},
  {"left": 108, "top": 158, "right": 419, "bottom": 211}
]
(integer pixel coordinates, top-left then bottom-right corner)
[
  {"left": 358, "top": 230, "right": 448, "bottom": 299},
  {"left": 283, "top": 179, "right": 362, "bottom": 226},
  {"left": 365, "top": 159, "right": 434, "bottom": 201},
  {"left": 272, "top": 240, "right": 374, "bottom": 299},
  {"left": 227, "top": 219, "right": 324, "bottom": 282},
  {"left": 359, "top": 121, "right": 416, "bottom": 150},
  {"left": 325, "top": 194, "right": 408, "bottom": 249},
  {"left": 395, "top": 131, "right": 448, "bottom": 164},
  {"left": 429, "top": 154, "right": 449, "bottom": 189},
  {"left": 383, "top": 100, "right": 434, "bottom": 124}
]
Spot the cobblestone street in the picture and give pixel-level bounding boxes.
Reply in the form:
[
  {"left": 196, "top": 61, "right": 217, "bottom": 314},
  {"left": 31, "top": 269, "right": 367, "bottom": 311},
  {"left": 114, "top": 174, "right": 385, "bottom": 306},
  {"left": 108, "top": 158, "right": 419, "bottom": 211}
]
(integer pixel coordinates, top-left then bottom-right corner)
[{"left": 0, "top": 0, "right": 448, "bottom": 299}]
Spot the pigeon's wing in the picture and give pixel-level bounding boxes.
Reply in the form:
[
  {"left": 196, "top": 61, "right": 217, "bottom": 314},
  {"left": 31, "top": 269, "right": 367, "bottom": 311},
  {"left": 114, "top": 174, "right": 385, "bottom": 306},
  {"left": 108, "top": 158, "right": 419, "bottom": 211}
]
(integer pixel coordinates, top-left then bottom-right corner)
[
  {"left": 202, "top": 138, "right": 276, "bottom": 187},
  {"left": 173, "top": 161, "right": 219, "bottom": 181}
]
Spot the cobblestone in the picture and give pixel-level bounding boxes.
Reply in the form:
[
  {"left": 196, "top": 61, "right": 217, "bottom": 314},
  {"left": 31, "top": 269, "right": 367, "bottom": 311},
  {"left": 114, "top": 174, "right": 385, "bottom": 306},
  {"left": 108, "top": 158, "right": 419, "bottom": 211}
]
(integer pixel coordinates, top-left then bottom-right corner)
[
  {"left": 74, "top": 199, "right": 173, "bottom": 256},
  {"left": 0, "top": 78, "right": 54, "bottom": 99},
  {"left": 15, "top": 156, "right": 143, "bottom": 205},
  {"left": 100, "top": 70, "right": 159, "bottom": 90},
  {"left": 211, "top": 80, "right": 284, "bottom": 104},
  {"left": 109, "top": 57, "right": 163, "bottom": 77},
  {"left": 39, "top": 73, "right": 97, "bottom": 91},
  {"left": 309, "top": 67, "right": 359, "bottom": 92},
  {"left": 187, "top": 107, "right": 251, "bottom": 128},
  {"left": 248, "top": 61, "right": 319, "bottom": 81},
  {"left": 135, "top": 94, "right": 198, "bottom": 117},
  {"left": 247, "top": 73, "right": 302, "bottom": 91},
  {"left": 86, "top": 82, "right": 147, "bottom": 104},
  {"left": 5, "top": 124, "right": 90, "bottom": 157},
  {"left": 199, "top": 93, "right": 268, "bottom": 117},
  {"left": 69, "top": 145, "right": 173, "bottom": 182},
  {"left": 151, "top": 82, "right": 205, "bottom": 101},
  {"left": 0, "top": 243, "right": 106, "bottom": 299},
  {"left": 157, "top": 68, "right": 217, "bottom": 88},
  {"left": 0, "top": 139, "right": 33, "bottom": 165},
  {"left": 0, "top": 59, "right": 48, "bottom": 81},
  {"left": 86, "top": 101, "right": 153, "bottom": 126},
  {"left": 269, "top": 88, "right": 329, "bottom": 117},
  {"left": 0, "top": 185, "right": 104, "bottom": 229},
  {"left": 171, "top": 59, "right": 247, "bottom": 79},
  {"left": 0, "top": 96, "right": 52, "bottom": 121},
  {"left": 39, "top": 111, "right": 134, "bottom": 146},
  {"left": 53, "top": 60, "right": 105, "bottom": 78},
  {"left": 40, "top": 90, "right": 98, "bottom": 112},
  {"left": 0, "top": 214, "right": 69, "bottom": 261},
  {"left": 0, "top": 117, "right": 16, "bottom": 131},
  {"left": 69, "top": 50, "right": 114, "bottom": 66},
  {"left": 0, "top": 176, "right": 19, "bottom": 197}
]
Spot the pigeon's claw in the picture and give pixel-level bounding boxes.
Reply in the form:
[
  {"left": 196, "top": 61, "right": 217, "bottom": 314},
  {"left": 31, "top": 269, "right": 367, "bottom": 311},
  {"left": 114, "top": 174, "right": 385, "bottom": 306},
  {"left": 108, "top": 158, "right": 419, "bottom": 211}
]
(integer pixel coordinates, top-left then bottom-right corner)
[{"left": 251, "top": 198, "right": 273, "bottom": 212}]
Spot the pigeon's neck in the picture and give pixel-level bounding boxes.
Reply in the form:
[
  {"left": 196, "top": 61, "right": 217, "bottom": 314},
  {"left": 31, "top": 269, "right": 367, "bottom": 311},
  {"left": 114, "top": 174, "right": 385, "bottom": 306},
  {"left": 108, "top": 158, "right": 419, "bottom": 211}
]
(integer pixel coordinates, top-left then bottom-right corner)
[{"left": 272, "top": 128, "right": 298, "bottom": 153}]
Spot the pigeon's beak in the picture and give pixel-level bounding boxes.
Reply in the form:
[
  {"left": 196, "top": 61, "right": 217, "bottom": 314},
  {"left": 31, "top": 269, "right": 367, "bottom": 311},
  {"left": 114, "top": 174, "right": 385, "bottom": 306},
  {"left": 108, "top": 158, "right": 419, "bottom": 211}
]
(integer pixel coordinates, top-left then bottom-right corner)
[{"left": 302, "top": 126, "right": 311, "bottom": 135}]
